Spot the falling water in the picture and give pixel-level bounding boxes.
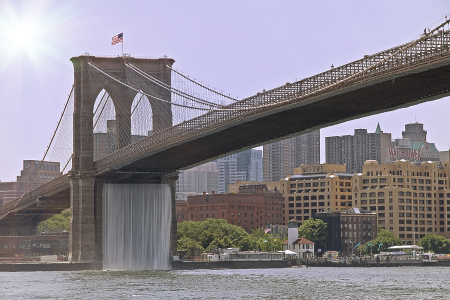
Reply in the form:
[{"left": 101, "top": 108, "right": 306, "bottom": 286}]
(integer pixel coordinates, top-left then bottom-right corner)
[{"left": 102, "top": 183, "right": 172, "bottom": 270}]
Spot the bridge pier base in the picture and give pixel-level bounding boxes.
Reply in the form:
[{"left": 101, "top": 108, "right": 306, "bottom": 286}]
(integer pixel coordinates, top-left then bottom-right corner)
[{"left": 69, "top": 175, "right": 100, "bottom": 262}]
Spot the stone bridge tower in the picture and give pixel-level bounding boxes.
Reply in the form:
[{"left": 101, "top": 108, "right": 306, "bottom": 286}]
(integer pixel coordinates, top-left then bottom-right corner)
[{"left": 70, "top": 55, "right": 175, "bottom": 262}]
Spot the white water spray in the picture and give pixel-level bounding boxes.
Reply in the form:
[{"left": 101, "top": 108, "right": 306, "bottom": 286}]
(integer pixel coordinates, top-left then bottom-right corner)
[{"left": 102, "top": 183, "right": 171, "bottom": 270}]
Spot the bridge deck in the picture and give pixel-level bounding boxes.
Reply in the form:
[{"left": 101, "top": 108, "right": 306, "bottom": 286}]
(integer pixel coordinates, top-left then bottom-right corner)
[
  {"left": 2, "top": 28, "right": 450, "bottom": 225},
  {"left": 96, "top": 55, "right": 450, "bottom": 182}
]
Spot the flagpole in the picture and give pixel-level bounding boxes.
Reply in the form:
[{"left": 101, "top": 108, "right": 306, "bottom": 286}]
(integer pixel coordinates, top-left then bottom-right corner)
[{"left": 122, "top": 32, "right": 124, "bottom": 56}]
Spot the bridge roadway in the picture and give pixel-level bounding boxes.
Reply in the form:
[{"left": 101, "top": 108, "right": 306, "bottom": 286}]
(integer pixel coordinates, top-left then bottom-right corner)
[{"left": 1, "top": 29, "right": 450, "bottom": 245}]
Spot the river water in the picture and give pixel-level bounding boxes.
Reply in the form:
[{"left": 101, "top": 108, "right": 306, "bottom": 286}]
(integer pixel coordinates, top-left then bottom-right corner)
[{"left": 1, "top": 266, "right": 448, "bottom": 299}]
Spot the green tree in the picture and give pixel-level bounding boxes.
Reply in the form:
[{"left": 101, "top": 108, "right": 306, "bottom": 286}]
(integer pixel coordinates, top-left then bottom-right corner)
[
  {"left": 177, "top": 219, "right": 249, "bottom": 252},
  {"left": 238, "top": 235, "right": 258, "bottom": 251},
  {"left": 362, "top": 227, "right": 403, "bottom": 254},
  {"left": 256, "top": 234, "right": 283, "bottom": 252},
  {"left": 37, "top": 209, "right": 70, "bottom": 234},
  {"left": 177, "top": 237, "right": 204, "bottom": 257},
  {"left": 250, "top": 227, "right": 266, "bottom": 239},
  {"left": 418, "top": 234, "right": 450, "bottom": 254},
  {"left": 298, "top": 218, "right": 328, "bottom": 245}
]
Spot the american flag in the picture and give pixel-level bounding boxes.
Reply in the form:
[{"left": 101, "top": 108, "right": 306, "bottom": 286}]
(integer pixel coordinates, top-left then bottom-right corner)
[
  {"left": 111, "top": 32, "right": 123, "bottom": 45},
  {"left": 264, "top": 228, "right": 271, "bottom": 234}
]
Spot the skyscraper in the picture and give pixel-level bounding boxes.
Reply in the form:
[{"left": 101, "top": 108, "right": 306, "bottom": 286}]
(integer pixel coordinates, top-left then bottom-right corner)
[
  {"left": 217, "top": 149, "right": 263, "bottom": 193},
  {"left": 388, "top": 122, "right": 440, "bottom": 164},
  {"left": 176, "top": 162, "right": 218, "bottom": 200},
  {"left": 263, "top": 130, "right": 320, "bottom": 181},
  {"left": 325, "top": 123, "right": 391, "bottom": 174}
]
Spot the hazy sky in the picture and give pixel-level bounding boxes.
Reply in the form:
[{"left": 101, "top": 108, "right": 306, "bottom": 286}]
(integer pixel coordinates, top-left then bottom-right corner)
[{"left": 0, "top": 0, "right": 449, "bottom": 181}]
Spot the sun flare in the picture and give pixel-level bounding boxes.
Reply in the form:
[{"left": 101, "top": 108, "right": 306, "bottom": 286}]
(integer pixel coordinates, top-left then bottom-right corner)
[
  {"left": 3, "top": 19, "right": 43, "bottom": 56},
  {"left": 0, "top": 1, "right": 76, "bottom": 73}
]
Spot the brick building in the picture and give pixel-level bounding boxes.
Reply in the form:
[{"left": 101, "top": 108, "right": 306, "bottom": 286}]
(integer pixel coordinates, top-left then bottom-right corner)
[
  {"left": 176, "top": 184, "right": 283, "bottom": 233},
  {"left": 313, "top": 209, "right": 377, "bottom": 256}
]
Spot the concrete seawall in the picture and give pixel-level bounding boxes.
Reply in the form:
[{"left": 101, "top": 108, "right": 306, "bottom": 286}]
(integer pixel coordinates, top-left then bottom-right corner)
[
  {"left": 172, "top": 260, "right": 291, "bottom": 270},
  {"left": 0, "top": 262, "right": 102, "bottom": 272}
]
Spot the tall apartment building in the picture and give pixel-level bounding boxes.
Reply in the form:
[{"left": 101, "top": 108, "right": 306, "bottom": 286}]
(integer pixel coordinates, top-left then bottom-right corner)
[
  {"left": 0, "top": 160, "right": 61, "bottom": 205},
  {"left": 280, "top": 164, "right": 354, "bottom": 226},
  {"left": 216, "top": 149, "right": 263, "bottom": 193},
  {"left": 353, "top": 160, "right": 450, "bottom": 245},
  {"left": 176, "top": 162, "right": 218, "bottom": 200},
  {"left": 263, "top": 130, "right": 320, "bottom": 182},
  {"left": 326, "top": 123, "right": 391, "bottom": 174}
]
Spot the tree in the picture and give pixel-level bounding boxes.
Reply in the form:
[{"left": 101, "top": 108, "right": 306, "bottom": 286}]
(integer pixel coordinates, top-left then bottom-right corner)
[
  {"left": 177, "top": 219, "right": 249, "bottom": 252},
  {"left": 362, "top": 227, "right": 403, "bottom": 254},
  {"left": 238, "top": 235, "right": 258, "bottom": 251},
  {"left": 177, "top": 237, "right": 204, "bottom": 257},
  {"left": 418, "top": 234, "right": 450, "bottom": 254},
  {"left": 37, "top": 209, "right": 70, "bottom": 234},
  {"left": 298, "top": 218, "right": 328, "bottom": 245},
  {"left": 256, "top": 233, "right": 283, "bottom": 252}
]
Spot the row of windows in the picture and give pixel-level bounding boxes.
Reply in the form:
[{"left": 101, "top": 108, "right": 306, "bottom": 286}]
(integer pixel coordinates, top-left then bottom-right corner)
[
  {"left": 290, "top": 189, "right": 326, "bottom": 193},
  {"left": 288, "top": 196, "right": 326, "bottom": 201},
  {"left": 382, "top": 213, "right": 450, "bottom": 219},
  {"left": 359, "top": 192, "right": 450, "bottom": 198},
  {"left": 288, "top": 202, "right": 325, "bottom": 207},
  {"left": 357, "top": 199, "right": 450, "bottom": 205},
  {"left": 341, "top": 224, "right": 373, "bottom": 230},
  {"left": 290, "top": 182, "right": 326, "bottom": 188}
]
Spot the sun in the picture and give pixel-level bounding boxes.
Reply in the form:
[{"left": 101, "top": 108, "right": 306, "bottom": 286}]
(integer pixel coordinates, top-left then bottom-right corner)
[
  {"left": 0, "top": 1, "right": 74, "bottom": 71},
  {"left": 2, "top": 18, "right": 44, "bottom": 56}
]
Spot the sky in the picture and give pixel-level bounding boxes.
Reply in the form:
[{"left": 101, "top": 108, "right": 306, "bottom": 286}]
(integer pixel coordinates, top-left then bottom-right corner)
[{"left": 0, "top": 0, "right": 449, "bottom": 182}]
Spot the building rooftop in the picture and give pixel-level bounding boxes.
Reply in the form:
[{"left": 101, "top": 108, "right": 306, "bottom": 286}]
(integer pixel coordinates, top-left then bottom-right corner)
[
  {"left": 281, "top": 238, "right": 314, "bottom": 245},
  {"left": 289, "top": 172, "right": 354, "bottom": 180}
]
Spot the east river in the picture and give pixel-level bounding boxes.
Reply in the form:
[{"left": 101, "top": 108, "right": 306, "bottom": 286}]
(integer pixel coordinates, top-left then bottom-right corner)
[{"left": 1, "top": 266, "right": 449, "bottom": 299}]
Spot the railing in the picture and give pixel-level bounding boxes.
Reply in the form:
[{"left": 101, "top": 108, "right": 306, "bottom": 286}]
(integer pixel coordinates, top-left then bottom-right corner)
[{"left": 95, "top": 29, "right": 450, "bottom": 174}]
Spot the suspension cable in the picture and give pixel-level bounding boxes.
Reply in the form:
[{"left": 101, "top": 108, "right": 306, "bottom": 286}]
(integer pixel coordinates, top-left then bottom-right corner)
[
  {"left": 167, "top": 65, "right": 238, "bottom": 102},
  {"left": 88, "top": 62, "right": 213, "bottom": 111},
  {"left": 14, "top": 85, "right": 74, "bottom": 208},
  {"left": 126, "top": 63, "right": 223, "bottom": 108}
]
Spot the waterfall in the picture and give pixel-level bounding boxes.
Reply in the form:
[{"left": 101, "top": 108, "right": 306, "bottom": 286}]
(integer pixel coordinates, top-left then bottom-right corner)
[{"left": 102, "top": 183, "right": 172, "bottom": 270}]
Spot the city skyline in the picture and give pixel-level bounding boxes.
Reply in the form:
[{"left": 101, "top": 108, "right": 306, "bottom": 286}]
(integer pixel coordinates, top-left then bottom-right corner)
[{"left": 0, "top": 0, "right": 449, "bottom": 181}]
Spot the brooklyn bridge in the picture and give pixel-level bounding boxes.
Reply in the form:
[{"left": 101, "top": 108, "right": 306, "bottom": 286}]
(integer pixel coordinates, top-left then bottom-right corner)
[{"left": 1, "top": 19, "right": 450, "bottom": 265}]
